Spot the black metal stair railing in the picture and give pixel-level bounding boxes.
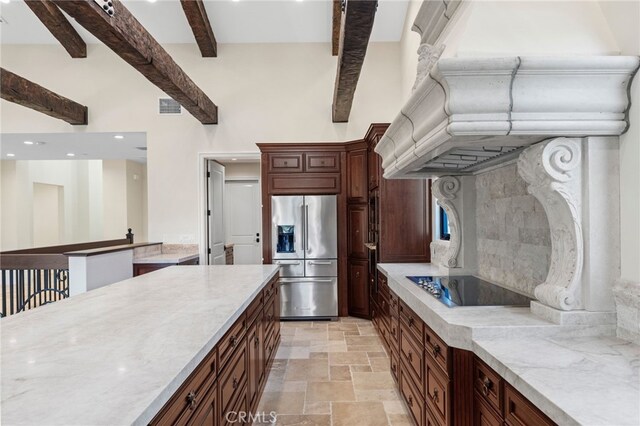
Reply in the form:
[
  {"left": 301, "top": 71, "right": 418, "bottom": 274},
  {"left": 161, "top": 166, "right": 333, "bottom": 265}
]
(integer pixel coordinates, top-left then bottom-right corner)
[{"left": 1, "top": 268, "right": 69, "bottom": 317}]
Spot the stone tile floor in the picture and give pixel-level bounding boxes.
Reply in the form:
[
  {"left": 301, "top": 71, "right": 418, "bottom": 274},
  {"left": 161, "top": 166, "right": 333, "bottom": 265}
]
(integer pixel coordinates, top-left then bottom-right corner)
[{"left": 254, "top": 317, "right": 412, "bottom": 426}]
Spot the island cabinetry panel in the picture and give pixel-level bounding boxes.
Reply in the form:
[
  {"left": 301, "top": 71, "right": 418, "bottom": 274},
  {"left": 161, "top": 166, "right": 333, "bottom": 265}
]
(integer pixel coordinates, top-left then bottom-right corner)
[{"left": 150, "top": 273, "right": 280, "bottom": 426}]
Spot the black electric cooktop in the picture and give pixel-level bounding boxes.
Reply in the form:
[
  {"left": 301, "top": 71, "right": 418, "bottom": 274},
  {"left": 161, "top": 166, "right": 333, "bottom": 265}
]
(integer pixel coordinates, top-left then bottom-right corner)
[{"left": 406, "top": 275, "right": 532, "bottom": 308}]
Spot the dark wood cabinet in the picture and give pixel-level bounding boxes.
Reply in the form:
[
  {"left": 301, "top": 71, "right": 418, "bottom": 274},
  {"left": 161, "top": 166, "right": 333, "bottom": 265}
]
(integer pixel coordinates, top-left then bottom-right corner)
[
  {"left": 306, "top": 152, "right": 341, "bottom": 173},
  {"left": 347, "top": 148, "right": 368, "bottom": 203},
  {"left": 150, "top": 274, "right": 280, "bottom": 426},
  {"left": 133, "top": 257, "right": 199, "bottom": 277},
  {"left": 371, "top": 270, "right": 556, "bottom": 426},
  {"left": 347, "top": 260, "right": 369, "bottom": 317},
  {"left": 267, "top": 153, "right": 303, "bottom": 173}
]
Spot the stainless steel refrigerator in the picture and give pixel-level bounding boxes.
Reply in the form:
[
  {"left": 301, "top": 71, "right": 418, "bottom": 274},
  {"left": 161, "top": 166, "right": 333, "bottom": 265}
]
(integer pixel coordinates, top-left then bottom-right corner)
[{"left": 271, "top": 195, "right": 338, "bottom": 319}]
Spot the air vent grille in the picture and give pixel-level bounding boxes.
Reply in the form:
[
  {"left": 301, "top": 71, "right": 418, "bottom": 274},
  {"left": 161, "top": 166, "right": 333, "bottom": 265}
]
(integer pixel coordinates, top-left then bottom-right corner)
[{"left": 159, "top": 98, "right": 182, "bottom": 115}]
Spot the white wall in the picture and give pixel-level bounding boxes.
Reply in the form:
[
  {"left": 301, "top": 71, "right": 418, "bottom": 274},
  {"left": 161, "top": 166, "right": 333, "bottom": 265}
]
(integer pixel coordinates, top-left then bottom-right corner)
[
  {"left": 224, "top": 162, "right": 261, "bottom": 179},
  {"left": 0, "top": 159, "right": 147, "bottom": 250},
  {"left": 399, "top": 1, "right": 422, "bottom": 101},
  {"left": 0, "top": 42, "right": 403, "bottom": 244}
]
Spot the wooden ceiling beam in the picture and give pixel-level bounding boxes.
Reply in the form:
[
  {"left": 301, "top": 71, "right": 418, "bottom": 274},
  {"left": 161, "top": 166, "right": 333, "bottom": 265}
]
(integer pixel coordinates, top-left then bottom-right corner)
[
  {"left": 332, "top": 0, "right": 377, "bottom": 123},
  {"left": 24, "top": 0, "right": 87, "bottom": 58},
  {"left": 181, "top": 0, "right": 217, "bottom": 58},
  {"left": 53, "top": 0, "right": 218, "bottom": 124},
  {"left": 1, "top": 68, "right": 88, "bottom": 125},
  {"left": 332, "top": 0, "right": 342, "bottom": 56}
]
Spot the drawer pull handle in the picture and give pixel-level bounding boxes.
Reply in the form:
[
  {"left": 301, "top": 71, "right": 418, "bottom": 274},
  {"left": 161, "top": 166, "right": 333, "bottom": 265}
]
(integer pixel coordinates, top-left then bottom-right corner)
[
  {"left": 432, "top": 389, "right": 439, "bottom": 403},
  {"left": 230, "top": 336, "right": 237, "bottom": 347},
  {"left": 408, "top": 395, "right": 413, "bottom": 407},
  {"left": 408, "top": 317, "right": 414, "bottom": 326},
  {"left": 392, "top": 362, "right": 396, "bottom": 372},
  {"left": 186, "top": 391, "right": 197, "bottom": 409},
  {"left": 482, "top": 377, "right": 493, "bottom": 396},
  {"left": 432, "top": 344, "right": 441, "bottom": 358},
  {"left": 254, "top": 336, "right": 260, "bottom": 346},
  {"left": 407, "top": 351, "right": 413, "bottom": 362},
  {"left": 232, "top": 377, "right": 239, "bottom": 390}
]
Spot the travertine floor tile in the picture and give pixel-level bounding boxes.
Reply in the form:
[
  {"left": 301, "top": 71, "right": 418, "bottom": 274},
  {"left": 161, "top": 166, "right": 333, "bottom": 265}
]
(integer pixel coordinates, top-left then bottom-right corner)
[
  {"left": 352, "top": 372, "right": 396, "bottom": 390},
  {"left": 285, "top": 359, "right": 329, "bottom": 381},
  {"left": 274, "top": 414, "right": 331, "bottom": 426},
  {"left": 306, "top": 381, "right": 356, "bottom": 402},
  {"left": 257, "top": 391, "right": 306, "bottom": 414},
  {"left": 329, "top": 351, "right": 369, "bottom": 365},
  {"left": 331, "top": 401, "right": 388, "bottom": 426},
  {"left": 330, "top": 365, "right": 351, "bottom": 381},
  {"left": 256, "top": 318, "right": 410, "bottom": 426}
]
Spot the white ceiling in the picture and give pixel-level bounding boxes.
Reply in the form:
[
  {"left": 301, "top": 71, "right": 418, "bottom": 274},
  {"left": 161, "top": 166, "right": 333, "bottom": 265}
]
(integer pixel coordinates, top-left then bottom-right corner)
[
  {"left": 0, "top": 0, "right": 409, "bottom": 45},
  {"left": 0, "top": 132, "right": 147, "bottom": 162}
]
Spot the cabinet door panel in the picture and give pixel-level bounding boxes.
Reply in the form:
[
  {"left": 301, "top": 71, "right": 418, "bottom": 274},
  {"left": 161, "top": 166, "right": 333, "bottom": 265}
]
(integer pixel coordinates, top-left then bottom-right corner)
[
  {"left": 348, "top": 260, "right": 369, "bottom": 318},
  {"left": 188, "top": 381, "right": 218, "bottom": 426},
  {"left": 305, "top": 152, "right": 341, "bottom": 173},
  {"left": 268, "top": 153, "right": 303, "bottom": 173},
  {"left": 348, "top": 204, "right": 368, "bottom": 259},
  {"left": 347, "top": 149, "right": 367, "bottom": 202}
]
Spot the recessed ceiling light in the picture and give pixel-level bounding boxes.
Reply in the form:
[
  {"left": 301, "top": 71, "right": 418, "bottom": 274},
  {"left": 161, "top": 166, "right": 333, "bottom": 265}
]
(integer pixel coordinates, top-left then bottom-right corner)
[
  {"left": 6, "top": 153, "right": 15, "bottom": 157},
  {"left": 232, "top": 0, "right": 240, "bottom": 3},
  {"left": 24, "top": 141, "right": 34, "bottom": 145},
  {"left": 0, "top": 0, "right": 10, "bottom": 4},
  {"left": 147, "top": 0, "right": 157, "bottom": 3},
  {"left": 114, "top": 135, "right": 124, "bottom": 139},
  {"left": 231, "top": 158, "right": 237, "bottom": 161},
  {"left": 66, "top": 153, "right": 75, "bottom": 157}
]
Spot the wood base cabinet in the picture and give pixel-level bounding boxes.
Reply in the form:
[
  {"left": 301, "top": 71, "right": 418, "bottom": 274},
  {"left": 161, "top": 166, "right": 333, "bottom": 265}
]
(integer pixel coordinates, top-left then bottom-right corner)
[
  {"left": 373, "top": 270, "right": 557, "bottom": 426},
  {"left": 150, "top": 273, "right": 280, "bottom": 426}
]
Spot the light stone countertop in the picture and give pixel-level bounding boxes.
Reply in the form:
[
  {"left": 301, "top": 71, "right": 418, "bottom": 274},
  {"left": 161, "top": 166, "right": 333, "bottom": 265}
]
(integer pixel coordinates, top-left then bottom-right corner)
[
  {"left": 379, "top": 263, "right": 639, "bottom": 426},
  {"left": 1, "top": 264, "right": 279, "bottom": 426},
  {"left": 133, "top": 252, "right": 200, "bottom": 264}
]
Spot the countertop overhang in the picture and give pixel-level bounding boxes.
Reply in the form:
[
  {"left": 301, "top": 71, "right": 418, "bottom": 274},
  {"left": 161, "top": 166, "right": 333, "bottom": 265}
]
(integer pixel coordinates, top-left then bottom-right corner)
[
  {"left": 375, "top": 56, "right": 640, "bottom": 178},
  {"left": 378, "top": 263, "right": 639, "bottom": 426},
  {"left": 1, "top": 264, "right": 279, "bottom": 426}
]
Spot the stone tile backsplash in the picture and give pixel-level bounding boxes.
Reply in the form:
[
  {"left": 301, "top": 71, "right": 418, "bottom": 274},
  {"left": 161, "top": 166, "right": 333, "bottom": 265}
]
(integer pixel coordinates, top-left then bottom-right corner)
[{"left": 475, "top": 163, "right": 551, "bottom": 297}]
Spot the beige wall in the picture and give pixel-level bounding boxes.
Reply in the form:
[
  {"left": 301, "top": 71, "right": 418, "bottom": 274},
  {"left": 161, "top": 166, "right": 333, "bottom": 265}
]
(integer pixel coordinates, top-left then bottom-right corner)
[
  {"left": 224, "top": 162, "right": 261, "bottom": 179},
  {"left": 399, "top": 1, "right": 422, "bottom": 102},
  {"left": 0, "top": 42, "right": 402, "bottom": 243}
]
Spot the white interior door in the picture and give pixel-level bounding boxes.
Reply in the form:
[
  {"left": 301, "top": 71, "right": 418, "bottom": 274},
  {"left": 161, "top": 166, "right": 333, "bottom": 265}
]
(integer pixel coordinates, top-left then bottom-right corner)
[
  {"left": 224, "top": 180, "right": 262, "bottom": 264},
  {"left": 207, "top": 161, "right": 225, "bottom": 265}
]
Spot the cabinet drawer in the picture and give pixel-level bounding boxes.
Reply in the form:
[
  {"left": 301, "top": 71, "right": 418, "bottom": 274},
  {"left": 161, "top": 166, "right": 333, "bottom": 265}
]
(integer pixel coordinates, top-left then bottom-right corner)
[
  {"left": 218, "top": 314, "right": 247, "bottom": 370},
  {"left": 426, "top": 362, "right": 450, "bottom": 426},
  {"left": 504, "top": 384, "right": 555, "bottom": 426},
  {"left": 388, "top": 315, "right": 399, "bottom": 348},
  {"left": 425, "top": 325, "right": 450, "bottom": 376},
  {"left": 268, "top": 153, "right": 303, "bottom": 173},
  {"left": 264, "top": 295, "right": 277, "bottom": 335},
  {"left": 305, "top": 152, "right": 340, "bottom": 173},
  {"left": 221, "top": 384, "right": 247, "bottom": 426},
  {"left": 264, "top": 276, "right": 279, "bottom": 301},
  {"left": 265, "top": 327, "right": 278, "bottom": 363},
  {"left": 219, "top": 343, "right": 247, "bottom": 415},
  {"left": 399, "top": 323, "right": 424, "bottom": 393},
  {"left": 247, "top": 292, "right": 264, "bottom": 326},
  {"left": 389, "top": 291, "right": 399, "bottom": 318},
  {"left": 474, "top": 394, "right": 503, "bottom": 426},
  {"left": 400, "top": 362, "right": 426, "bottom": 426},
  {"left": 188, "top": 379, "right": 218, "bottom": 426},
  {"left": 474, "top": 358, "right": 503, "bottom": 415},
  {"left": 389, "top": 346, "right": 399, "bottom": 383},
  {"left": 399, "top": 300, "right": 424, "bottom": 345},
  {"left": 151, "top": 347, "right": 218, "bottom": 426}
]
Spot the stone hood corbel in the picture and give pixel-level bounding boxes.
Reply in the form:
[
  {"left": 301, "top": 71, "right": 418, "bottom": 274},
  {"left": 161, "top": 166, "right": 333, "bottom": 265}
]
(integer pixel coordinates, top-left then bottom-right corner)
[{"left": 375, "top": 56, "right": 640, "bottom": 179}]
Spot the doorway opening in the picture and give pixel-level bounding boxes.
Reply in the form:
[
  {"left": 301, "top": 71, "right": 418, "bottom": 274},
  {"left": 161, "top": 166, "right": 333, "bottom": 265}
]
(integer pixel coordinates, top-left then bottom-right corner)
[{"left": 204, "top": 155, "right": 262, "bottom": 265}]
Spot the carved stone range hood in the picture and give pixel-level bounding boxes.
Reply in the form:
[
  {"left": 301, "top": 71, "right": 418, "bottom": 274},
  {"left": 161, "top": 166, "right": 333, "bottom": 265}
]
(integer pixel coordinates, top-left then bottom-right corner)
[{"left": 375, "top": 56, "right": 640, "bottom": 178}]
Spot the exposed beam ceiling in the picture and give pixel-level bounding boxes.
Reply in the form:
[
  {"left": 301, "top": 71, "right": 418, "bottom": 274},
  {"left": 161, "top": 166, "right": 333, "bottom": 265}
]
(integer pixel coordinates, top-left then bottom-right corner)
[
  {"left": 180, "top": 0, "right": 217, "bottom": 58},
  {"left": 24, "top": 0, "right": 87, "bottom": 58},
  {"left": 332, "top": 0, "right": 377, "bottom": 123},
  {"left": 53, "top": 0, "right": 218, "bottom": 124},
  {"left": 0, "top": 68, "right": 88, "bottom": 125},
  {"left": 332, "top": 0, "right": 342, "bottom": 56}
]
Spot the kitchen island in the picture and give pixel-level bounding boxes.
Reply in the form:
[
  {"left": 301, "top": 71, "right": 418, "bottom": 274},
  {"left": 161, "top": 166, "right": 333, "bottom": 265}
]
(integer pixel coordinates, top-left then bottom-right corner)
[
  {"left": 1, "top": 264, "right": 280, "bottom": 426},
  {"left": 375, "top": 263, "right": 639, "bottom": 426}
]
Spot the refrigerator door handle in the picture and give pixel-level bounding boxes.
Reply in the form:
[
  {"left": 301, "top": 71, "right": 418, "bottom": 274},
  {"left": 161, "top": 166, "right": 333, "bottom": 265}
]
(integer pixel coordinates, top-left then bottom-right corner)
[
  {"left": 280, "top": 278, "right": 334, "bottom": 283},
  {"left": 305, "top": 204, "right": 310, "bottom": 252},
  {"left": 274, "top": 260, "right": 302, "bottom": 265},
  {"left": 308, "top": 260, "right": 332, "bottom": 265}
]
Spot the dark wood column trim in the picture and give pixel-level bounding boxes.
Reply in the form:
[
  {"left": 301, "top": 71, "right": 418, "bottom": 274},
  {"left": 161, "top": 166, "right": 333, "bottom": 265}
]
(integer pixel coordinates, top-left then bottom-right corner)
[
  {"left": 332, "top": 0, "right": 377, "bottom": 123},
  {"left": 332, "top": 0, "right": 342, "bottom": 56},
  {"left": 0, "top": 68, "right": 88, "bottom": 125},
  {"left": 180, "top": 0, "right": 217, "bottom": 58},
  {"left": 25, "top": 0, "right": 87, "bottom": 58},
  {"left": 53, "top": 0, "right": 218, "bottom": 124}
]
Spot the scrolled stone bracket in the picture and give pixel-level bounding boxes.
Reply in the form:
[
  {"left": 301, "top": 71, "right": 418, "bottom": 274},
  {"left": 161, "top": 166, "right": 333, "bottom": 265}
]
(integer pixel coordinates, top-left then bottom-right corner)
[
  {"left": 431, "top": 176, "right": 461, "bottom": 268},
  {"left": 517, "top": 138, "right": 583, "bottom": 311}
]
